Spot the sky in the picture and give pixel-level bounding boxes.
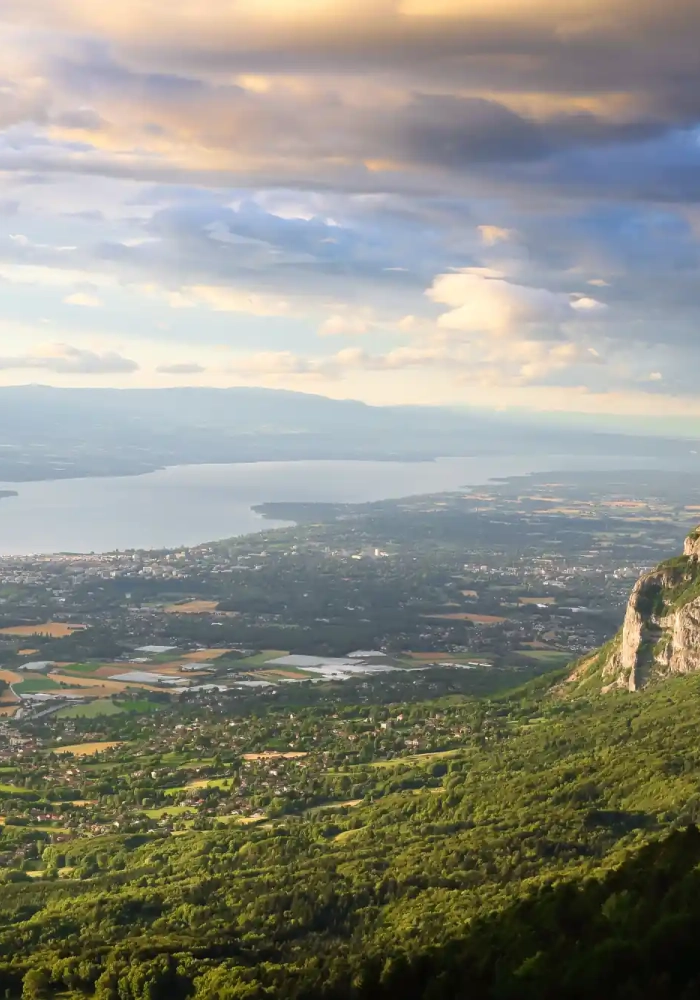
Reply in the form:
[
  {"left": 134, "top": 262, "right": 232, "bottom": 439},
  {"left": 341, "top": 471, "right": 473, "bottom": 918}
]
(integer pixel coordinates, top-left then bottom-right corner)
[{"left": 0, "top": 0, "right": 700, "bottom": 416}]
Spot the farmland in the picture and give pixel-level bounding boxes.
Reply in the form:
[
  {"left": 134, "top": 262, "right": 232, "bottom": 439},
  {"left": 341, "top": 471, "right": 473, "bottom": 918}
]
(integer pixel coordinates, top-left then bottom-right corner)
[
  {"left": 12, "top": 678, "right": 60, "bottom": 695},
  {"left": 424, "top": 612, "right": 509, "bottom": 624},
  {"left": 56, "top": 700, "right": 125, "bottom": 719},
  {"left": 53, "top": 741, "right": 123, "bottom": 756},
  {"left": 0, "top": 466, "right": 694, "bottom": 726},
  {"left": 0, "top": 622, "right": 85, "bottom": 638},
  {"left": 163, "top": 600, "right": 221, "bottom": 614}
]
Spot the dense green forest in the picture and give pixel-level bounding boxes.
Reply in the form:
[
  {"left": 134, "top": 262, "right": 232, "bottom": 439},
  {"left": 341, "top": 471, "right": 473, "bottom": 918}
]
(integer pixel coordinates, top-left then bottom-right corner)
[{"left": 3, "top": 668, "right": 700, "bottom": 997}]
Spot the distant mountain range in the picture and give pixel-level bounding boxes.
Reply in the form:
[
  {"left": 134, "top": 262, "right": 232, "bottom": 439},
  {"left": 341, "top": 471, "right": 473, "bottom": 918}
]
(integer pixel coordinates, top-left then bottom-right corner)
[{"left": 0, "top": 384, "right": 697, "bottom": 482}]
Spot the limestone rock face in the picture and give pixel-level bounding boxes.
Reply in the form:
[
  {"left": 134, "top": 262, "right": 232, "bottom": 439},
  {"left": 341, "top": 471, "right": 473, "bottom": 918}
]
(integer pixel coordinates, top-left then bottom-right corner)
[
  {"left": 684, "top": 530, "right": 700, "bottom": 560},
  {"left": 659, "top": 600, "right": 700, "bottom": 673},
  {"left": 577, "top": 525, "right": 700, "bottom": 692}
]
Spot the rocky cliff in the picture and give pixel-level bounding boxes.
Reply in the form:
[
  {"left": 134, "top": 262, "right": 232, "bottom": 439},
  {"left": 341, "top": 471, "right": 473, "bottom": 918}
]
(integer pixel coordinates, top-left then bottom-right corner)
[{"left": 568, "top": 526, "right": 700, "bottom": 693}]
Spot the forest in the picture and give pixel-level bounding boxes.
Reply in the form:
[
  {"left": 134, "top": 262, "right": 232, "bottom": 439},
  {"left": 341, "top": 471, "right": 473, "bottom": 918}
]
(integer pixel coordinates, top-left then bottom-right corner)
[{"left": 2, "top": 668, "right": 700, "bottom": 998}]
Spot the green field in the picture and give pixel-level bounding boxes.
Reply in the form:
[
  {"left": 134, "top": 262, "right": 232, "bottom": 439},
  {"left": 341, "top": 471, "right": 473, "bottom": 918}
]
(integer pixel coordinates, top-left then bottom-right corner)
[
  {"left": 121, "top": 698, "right": 160, "bottom": 713},
  {"left": 515, "top": 649, "right": 573, "bottom": 665},
  {"left": 56, "top": 700, "right": 124, "bottom": 719},
  {"left": 159, "top": 752, "right": 215, "bottom": 767},
  {"left": 164, "top": 776, "right": 234, "bottom": 796},
  {"left": 163, "top": 786, "right": 188, "bottom": 797},
  {"left": 191, "top": 777, "right": 235, "bottom": 790},
  {"left": 141, "top": 805, "right": 192, "bottom": 819},
  {"left": 234, "top": 649, "right": 289, "bottom": 667},
  {"left": 258, "top": 665, "right": 313, "bottom": 678},
  {"left": 0, "top": 783, "right": 36, "bottom": 797},
  {"left": 149, "top": 651, "right": 184, "bottom": 663},
  {"left": 58, "top": 662, "right": 104, "bottom": 674},
  {"left": 13, "top": 677, "right": 60, "bottom": 694},
  {"left": 5, "top": 824, "right": 72, "bottom": 835},
  {"left": 365, "top": 748, "right": 463, "bottom": 769}
]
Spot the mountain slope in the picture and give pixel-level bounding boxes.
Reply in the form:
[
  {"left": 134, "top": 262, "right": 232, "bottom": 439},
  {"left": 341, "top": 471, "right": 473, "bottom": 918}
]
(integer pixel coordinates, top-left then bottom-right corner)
[
  {"left": 318, "top": 825, "right": 700, "bottom": 1000},
  {"left": 7, "top": 670, "right": 700, "bottom": 997}
]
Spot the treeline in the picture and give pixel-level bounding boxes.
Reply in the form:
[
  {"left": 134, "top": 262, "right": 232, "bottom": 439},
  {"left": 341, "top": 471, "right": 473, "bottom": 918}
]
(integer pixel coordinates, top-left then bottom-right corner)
[{"left": 6, "top": 827, "right": 700, "bottom": 998}]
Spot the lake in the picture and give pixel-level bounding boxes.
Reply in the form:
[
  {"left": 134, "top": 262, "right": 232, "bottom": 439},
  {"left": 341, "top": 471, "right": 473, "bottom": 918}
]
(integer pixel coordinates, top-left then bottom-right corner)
[{"left": 0, "top": 454, "right": 685, "bottom": 556}]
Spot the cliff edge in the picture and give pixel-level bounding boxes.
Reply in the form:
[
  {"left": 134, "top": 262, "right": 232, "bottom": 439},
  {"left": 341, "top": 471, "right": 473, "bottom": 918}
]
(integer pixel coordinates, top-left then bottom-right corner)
[{"left": 567, "top": 526, "right": 700, "bottom": 693}]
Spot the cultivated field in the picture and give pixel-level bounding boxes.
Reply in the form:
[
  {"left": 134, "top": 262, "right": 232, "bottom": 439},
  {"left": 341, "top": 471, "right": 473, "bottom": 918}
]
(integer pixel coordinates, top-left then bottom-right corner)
[
  {"left": 13, "top": 678, "right": 60, "bottom": 695},
  {"left": 242, "top": 751, "right": 308, "bottom": 761},
  {"left": 0, "top": 669, "right": 20, "bottom": 713},
  {"left": 56, "top": 701, "right": 124, "bottom": 719},
  {"left": 117, "top": 662, "right": 185, "bottom": 677},
  {"left": 57, "top": 662, "right": 105, "bottom": 674},
  {"left": 182, "top": 649, "right": 232, "bottom": 661},
  {"left": 163, "top": 600, "right": 220, "bottom": 614},
  {"left": 53, "top": 741, "right": 124, "bottom": 756},
  {"left": 47, "top": 672, "right": 163, "bottom": 694},
  {"left": 0, "top": 622, "right": 86, "bottom": 638},
  {"left": 235, "top": 650, "right": 289, "bottom": 667},
  {"left": 0, "top": 669, "right": 23, "bottom": 685},
  {"left": 517, "top": 649, "right": 572, "bottom": 665},
  {"left": 406, "top": 652, "right": 492, "bottom": 665},
  {"left": 425, "top": 613, "right": 508, "bottom": 624},
  {"left": 260, "top": 668, "right": 312, "bottom": 679}
]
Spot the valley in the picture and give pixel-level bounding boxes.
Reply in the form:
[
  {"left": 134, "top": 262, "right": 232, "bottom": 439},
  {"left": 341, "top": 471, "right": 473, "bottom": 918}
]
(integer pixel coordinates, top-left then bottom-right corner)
[{"left": 0, "top": 468, "right": 699, "bottom": 996}]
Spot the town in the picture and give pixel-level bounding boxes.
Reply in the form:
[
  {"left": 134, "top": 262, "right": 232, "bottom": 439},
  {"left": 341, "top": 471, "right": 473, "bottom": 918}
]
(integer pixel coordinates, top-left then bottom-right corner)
[{"left": 0, "top": 467, "right": 694, "bottom": 727}]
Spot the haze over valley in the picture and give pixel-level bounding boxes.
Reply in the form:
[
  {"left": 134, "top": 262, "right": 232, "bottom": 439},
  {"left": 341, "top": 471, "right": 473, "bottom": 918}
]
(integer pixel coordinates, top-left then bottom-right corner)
[{"left": 0, "top": 386, "right": 697, "bottom": 485}]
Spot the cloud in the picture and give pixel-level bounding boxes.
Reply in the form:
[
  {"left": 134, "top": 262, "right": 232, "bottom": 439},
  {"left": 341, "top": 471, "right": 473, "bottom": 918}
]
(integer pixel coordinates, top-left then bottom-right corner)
[
  {"left": 0, "top": 343, "right": 138, "bottom": 374},
  {"left": 570, "top": 295, "right": 606, "bottom": 312},
  {"left": 12, "top": 1, "right": 699, "bottom": 110},
  {"left": 0, "top": 1, "right": 696, "bottom": 411},
  {"left": 319, "top": 314, "right": 371, "bottom": 336},
  {"left": 427, "top": 269, "right": 576, "bottom": 340},
  {"left": 478, "top": 225, "right": 514, "bottom": 246},
  {"left": 386, "top": 95, "right": 548, "bottom": 170},
  {"left": 175, "top": 286, "right": 293, "bottom": 316},
  {"left": 0, "top": 15, "right": 696, "bottom": 202},
  {"left": 222, "top": 330, "right": 603, "bottom": 389},
  {"left": 227, "top": 351, "right": 323, "bottom": 379},
  {"left": 64, "top": 292, "right": 103, "bottom": 307},
  {"left": 155, "top": 362, "right": 206, "bottom": 374}
]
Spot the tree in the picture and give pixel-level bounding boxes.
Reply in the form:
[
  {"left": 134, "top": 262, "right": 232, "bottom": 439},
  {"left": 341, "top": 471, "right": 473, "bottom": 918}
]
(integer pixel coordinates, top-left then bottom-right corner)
[{"left": 21, "top": 969, "right": 49, "bottom": 1000}]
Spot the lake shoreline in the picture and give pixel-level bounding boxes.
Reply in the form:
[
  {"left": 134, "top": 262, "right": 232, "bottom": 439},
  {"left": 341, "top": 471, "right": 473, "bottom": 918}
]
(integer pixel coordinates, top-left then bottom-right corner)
[
  {"left": 0, "top": 452, "right": 459, "bottom": 488},
  {"left": 0, "top": 455, "right": 687, "bottom": 558}
]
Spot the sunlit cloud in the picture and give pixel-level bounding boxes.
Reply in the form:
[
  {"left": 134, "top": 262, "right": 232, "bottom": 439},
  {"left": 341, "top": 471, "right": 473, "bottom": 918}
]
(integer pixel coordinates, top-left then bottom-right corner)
[
  {"left": 0, "top": 0, "right": 694, "bottom": 412},
  {"left": 0, "top": 343, "right": 138, "bottom": 374},
  {"left": 64, "top": 292, "right": 103, "bottom": 307}
]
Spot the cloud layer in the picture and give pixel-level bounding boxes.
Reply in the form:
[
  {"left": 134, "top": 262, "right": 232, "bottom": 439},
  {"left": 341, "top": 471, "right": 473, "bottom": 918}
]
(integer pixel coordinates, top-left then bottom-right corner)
[
  {"left": 0, "top": 344, "right": 138, "bottom": 374},
  {"left": 0, "top": 1, "right": 697, "bottom": 413}
]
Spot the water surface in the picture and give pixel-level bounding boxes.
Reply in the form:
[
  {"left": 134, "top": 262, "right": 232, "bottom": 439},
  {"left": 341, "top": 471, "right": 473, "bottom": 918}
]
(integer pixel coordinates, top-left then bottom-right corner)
[{"left": 0, "top": 454, "right": 681, "bottom": 555}]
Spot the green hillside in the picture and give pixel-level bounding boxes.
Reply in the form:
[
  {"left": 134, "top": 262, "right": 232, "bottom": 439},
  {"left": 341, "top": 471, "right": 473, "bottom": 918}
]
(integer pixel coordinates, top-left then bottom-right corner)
[{"left": 3, "top": 670, "right": 700, "bottom": 997}]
